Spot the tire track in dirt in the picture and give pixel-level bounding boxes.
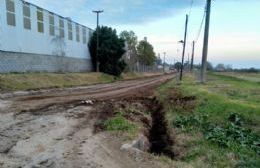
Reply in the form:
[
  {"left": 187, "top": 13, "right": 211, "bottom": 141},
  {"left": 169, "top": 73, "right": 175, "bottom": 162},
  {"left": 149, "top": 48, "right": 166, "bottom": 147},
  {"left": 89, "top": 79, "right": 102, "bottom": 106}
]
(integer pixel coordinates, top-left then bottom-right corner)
[
  {"left": 6, "top": 74, "right": 175, "bottom": 113},
  {"left": 0, "top": 74, "right": 176, "bottom": 168}
]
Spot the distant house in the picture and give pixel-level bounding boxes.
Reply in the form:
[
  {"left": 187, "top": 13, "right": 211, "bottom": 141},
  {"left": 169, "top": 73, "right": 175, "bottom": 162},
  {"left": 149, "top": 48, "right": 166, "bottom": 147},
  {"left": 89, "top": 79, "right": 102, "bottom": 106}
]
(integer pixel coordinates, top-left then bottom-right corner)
[{"left": 0, "top": 0, "right": 94, "bottom": 73}]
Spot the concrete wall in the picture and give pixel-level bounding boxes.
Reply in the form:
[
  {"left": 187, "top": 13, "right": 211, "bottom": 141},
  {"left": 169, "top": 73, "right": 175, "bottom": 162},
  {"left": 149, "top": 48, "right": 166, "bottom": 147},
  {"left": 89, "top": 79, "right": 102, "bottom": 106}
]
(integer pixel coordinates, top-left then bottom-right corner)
[
  {"left": 0, "top": 0, "right": 94, "bottom": 73},
  {"left": 0, "top": 50, "right": 93, "bottom": 73}
]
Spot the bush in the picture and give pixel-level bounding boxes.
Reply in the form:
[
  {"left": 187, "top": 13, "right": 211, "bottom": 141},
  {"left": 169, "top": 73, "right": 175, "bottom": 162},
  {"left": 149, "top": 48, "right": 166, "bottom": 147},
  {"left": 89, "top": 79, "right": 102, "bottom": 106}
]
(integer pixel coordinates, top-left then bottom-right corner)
[{"left": 89, "top": 26, "right": 126, "bottom": 76}]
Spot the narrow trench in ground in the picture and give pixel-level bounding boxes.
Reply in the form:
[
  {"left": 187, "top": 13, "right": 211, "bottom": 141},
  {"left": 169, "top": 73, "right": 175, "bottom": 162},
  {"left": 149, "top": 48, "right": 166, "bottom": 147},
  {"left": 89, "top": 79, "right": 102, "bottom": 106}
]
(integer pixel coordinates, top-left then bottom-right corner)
[
  {"left": 93, "top": 97, "right": 175, "bottom": 159},
  {"left": 148, "top": 98, "right": 175, "bottom": 159}
]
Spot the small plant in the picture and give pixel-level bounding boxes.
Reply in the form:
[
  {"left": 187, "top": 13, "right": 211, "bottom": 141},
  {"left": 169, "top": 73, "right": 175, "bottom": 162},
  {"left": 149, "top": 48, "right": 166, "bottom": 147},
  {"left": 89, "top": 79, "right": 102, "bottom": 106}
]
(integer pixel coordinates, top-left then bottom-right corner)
[
  {"left": 173, "top": 113, "right": 260, "bottom": 154},
  {"left": 104, "top": 116, "right": 136, "bottom": 132},
  {"left": 204, "top": 122, "right": 260, "bottom": 154},
  {"left": 173, "top": 114, "right": 208, "bottom": 132},
  {"left": 228, "top": 112, "right": 244, "bottom": 126}
]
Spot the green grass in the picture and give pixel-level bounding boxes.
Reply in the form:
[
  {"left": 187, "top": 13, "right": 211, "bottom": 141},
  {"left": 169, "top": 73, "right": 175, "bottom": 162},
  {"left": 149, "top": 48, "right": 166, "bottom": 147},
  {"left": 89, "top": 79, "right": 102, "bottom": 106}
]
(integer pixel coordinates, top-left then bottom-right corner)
[
  {"left": 155, "top": 72, "right": 260, "bottom": 168},
  {"left": 0, "top": 72, "right": 115, "bottom": 92},
  {"left": 215, "top": 72, "right": 260, "bottom": 83},
  {"left": 104, "top": 116, "right": 136, "bottom": 132},
  {"left": 0, "top": 72, "right": 159, "bottom": 92},
  {"left": 206, "top": 72, "right": 260, "bottom": 105},
  {"left": 103, "top": 110, "right": 138, "bottom": 139}
]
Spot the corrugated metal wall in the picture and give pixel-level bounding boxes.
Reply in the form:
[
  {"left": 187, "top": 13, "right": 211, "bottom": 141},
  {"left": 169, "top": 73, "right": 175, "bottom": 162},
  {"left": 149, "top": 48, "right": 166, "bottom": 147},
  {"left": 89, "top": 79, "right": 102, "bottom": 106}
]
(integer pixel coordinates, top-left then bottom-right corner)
[{"left": 0, "top": 0, "right": 93, "bottom": 59}]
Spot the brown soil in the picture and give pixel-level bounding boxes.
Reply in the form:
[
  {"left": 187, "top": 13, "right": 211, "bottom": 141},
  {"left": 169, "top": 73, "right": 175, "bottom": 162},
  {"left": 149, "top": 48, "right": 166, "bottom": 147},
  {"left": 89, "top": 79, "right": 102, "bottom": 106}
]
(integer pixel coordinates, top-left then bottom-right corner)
[
  {"left": 167, "top": 88, "right": 197, "bottom": 111},
  {"left": 0, "top": 74, "right": 176, "bottom": 168}
]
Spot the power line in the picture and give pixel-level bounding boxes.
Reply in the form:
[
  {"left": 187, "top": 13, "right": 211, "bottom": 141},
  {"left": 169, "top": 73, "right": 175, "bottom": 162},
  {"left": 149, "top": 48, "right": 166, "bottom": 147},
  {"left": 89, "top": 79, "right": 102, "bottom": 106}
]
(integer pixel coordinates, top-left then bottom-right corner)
[
  {"left": 188, "top": 0, "right": 194, "bottom": 17},
  {"left": 187, "top": 0, "right": 194, "bottom": 46},
  {"left": 194, "top": 8, "right": 206, "bottom": 43}
]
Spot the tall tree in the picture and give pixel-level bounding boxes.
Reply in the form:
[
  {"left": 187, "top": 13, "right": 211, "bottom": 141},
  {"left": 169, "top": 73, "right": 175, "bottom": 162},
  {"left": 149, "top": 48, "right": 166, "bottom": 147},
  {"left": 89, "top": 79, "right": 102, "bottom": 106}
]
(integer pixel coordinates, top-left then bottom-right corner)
[
  {"left": 207, "top": 61, "right": 214, "bottom": 71},
  {"left": 89, "top": 26, "right": 126, "bottom": 76},
  {"left": 215, "top": 63, "right": 226, "bottom": 72},
  {"left": 119, "top": 31, "right": 138, "bottom": 51},
  {"left": 119, "top": 31, "right": 138, "bottom": 70},
  {"left": 137, "top": 40, "right": 156, "bottom": 66},
  {"left": 174, "top": 62, "right": 182, "bottom": 72}
]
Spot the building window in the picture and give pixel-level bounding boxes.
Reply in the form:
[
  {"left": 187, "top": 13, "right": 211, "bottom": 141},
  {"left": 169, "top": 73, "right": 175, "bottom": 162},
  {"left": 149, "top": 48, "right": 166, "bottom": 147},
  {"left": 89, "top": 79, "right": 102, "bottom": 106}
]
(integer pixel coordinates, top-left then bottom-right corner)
[
  {"left": 68, "top": 21, "right": 73, "bottom": 40},
  {"left": 23, "top": 3, "right": 31, "bottom": 30},
  {"left": 82, "top": 27, "right": 87, "bottom": 44},
  {"left": 37, "top": 8, "right": 44, "bottom": 33},
  {"left": 6, "top": 0, "right": 16, "bottom": 26},
  {"left": 59, "top": 18, "right": 64, "bottom": 38},
  {"left": 49, "top": 13, "right": 55, "bottom": 36},
  {"left": 76, "top": 24, "right": 80, "bottom": 42}
]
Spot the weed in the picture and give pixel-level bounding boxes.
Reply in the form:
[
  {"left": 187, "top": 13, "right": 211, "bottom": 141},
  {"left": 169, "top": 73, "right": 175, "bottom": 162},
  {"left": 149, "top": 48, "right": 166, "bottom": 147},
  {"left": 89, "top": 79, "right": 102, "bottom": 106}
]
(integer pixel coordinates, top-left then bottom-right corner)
[
  {"left": 205, "top": 123, "right": 260, "bottom": 154},
  {"left": 156, "top": 72, "right": 260, "bottom": 167},
  {"left": 173, "top": 114, "right": 208, "bottom": 132},
  {"left": 228, "top": 112, "right": 244, "bottom": 126},
  {"left": 104, "top": 115, "right": 136, "bottom": 132},
  {"left": 173, "top": 113, "right": 260, "bottom": 155}
]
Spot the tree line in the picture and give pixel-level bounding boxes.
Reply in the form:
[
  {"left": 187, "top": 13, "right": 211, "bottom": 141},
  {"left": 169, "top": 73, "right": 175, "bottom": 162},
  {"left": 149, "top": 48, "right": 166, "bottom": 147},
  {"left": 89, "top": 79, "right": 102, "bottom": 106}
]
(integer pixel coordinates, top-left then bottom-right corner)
[
  {"left": 172, "top": 60, "right": 259, "bottom": 73},
  {"left": 88, "top": 27, "right": 157, "bottom": 76}
]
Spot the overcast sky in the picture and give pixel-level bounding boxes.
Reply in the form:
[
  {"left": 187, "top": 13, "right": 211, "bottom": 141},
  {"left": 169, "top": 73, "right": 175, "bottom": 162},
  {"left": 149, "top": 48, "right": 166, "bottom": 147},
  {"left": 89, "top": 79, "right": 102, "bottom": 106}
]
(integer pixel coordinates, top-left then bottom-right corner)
[{"left": 26, "top": 0, "right": 260, "bottom": 68}]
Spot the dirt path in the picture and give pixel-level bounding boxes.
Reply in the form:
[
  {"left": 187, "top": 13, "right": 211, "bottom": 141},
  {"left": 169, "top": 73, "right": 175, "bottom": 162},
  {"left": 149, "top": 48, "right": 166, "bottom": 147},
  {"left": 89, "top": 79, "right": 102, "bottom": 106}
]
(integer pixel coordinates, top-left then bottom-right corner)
[{"left": 0, "top": 74, "right": 175, "bottom": 168}]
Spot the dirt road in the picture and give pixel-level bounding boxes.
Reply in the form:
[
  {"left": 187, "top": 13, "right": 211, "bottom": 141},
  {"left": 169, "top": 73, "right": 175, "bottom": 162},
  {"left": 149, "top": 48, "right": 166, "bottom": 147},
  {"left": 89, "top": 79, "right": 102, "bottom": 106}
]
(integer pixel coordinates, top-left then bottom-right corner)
[{"left": 0, "top": 74, "right": 175, "bottom": 168}]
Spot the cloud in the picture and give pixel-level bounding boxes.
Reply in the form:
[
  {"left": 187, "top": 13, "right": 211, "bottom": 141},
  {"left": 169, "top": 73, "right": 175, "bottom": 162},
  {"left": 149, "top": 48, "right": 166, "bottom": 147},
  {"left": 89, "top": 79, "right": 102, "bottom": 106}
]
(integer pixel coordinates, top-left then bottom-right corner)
[
  {"left": 25, "top": 0, "right": 205, "bottom": 25},
  {"left": 94, "top": 0, "right": 204, "bottom": 24}
]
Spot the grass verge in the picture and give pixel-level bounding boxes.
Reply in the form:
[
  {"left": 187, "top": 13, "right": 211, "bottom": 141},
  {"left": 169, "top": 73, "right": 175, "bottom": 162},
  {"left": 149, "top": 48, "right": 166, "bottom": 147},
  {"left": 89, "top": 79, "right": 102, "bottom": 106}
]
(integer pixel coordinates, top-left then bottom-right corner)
[
  {"left": 0, "top": 72, "right": 160, "bottom": 92},
  {"left": 0, "top": 72, "right": 115, "bottom": 92},
  {"left": 155, "top": 72, "right": 260, "bottom": 168}
]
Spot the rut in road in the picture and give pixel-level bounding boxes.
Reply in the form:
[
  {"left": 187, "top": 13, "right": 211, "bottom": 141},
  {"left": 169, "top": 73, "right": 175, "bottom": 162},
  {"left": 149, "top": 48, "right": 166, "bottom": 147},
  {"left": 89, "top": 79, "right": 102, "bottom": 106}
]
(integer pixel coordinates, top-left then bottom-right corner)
[
  {"left": 0, "top": 74, "right": 176, "bottom": 168},
  {"left": 7, "top": 74, "right": 174, "bottom": 113}
]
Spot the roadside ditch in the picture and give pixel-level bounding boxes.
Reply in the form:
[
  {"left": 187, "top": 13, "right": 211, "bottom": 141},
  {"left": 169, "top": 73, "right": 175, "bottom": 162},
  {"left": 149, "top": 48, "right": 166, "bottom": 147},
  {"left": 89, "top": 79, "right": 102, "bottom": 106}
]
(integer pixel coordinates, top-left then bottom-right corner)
[{"left": 93, "top": 96, "right": 176, "bottom": 159}]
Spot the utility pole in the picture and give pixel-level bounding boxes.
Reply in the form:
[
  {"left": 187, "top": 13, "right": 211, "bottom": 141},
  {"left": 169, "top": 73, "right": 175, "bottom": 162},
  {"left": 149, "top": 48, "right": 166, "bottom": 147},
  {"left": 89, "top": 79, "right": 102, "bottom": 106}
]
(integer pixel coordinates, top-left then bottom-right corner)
[
  {"left": 180, "top": 14, "right": 189, "bottom": 81},
  {"left": 187, "top": 53, "right": 190, "bottom": 66},
  {"left": 163, "top": 52, "right": 166, "bottom": 73},
  {"left": 190, "top": 41, "right": 195, "bottom": 71},
  {"left": 200, "top": 0, "right": 212, "bottom": 83},
  {"left": 92, "top": 10, "right": 104, "bottom": 72}
]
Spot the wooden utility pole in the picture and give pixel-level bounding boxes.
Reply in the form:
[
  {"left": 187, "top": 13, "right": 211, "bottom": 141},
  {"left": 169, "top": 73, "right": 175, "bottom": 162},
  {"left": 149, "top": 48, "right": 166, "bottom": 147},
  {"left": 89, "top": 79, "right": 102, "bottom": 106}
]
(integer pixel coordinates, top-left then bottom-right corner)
[
  {"left": 180, "top": 14, "right": 189, "bottom": 81},
  {"left": 200, "top": 0, "right": 211, "bottom": 83},
  {"left": 163, "top": 52, "right": 166, "bottom": 73},
  {"left": 190, "top": 41, "right": 195, "bottom": 71}
]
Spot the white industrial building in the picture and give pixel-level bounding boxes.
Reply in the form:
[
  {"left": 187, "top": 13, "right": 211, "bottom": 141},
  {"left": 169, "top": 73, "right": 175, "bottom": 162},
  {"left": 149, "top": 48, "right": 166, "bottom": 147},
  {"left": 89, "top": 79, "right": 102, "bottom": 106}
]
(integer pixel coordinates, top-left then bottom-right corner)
[{"left": 0, "top": 0, "right": 94, "bottom": 73}]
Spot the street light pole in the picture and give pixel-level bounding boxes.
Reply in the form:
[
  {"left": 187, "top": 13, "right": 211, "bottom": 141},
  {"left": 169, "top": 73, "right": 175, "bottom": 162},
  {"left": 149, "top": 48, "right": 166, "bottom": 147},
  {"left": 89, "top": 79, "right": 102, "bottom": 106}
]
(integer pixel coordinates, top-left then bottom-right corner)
[{"left": 92, "top": 10, "right": 104, "bottom": 72}]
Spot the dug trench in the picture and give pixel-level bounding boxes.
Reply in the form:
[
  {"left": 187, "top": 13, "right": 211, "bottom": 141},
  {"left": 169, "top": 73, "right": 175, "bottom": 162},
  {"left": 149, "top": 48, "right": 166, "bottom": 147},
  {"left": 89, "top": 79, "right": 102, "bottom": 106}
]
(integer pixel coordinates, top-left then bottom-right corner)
[
  {"left": 0, "top": 94, "right": 192, "bottom": 167},
  {"left": 1, "top": 74, "right": 183, "bottom": 168},
  {"left": 93, "top": 96, "right": 176, "bottom": 159},
  {"left": 0, "top": 97, "right": 176, "bottom": 168}
]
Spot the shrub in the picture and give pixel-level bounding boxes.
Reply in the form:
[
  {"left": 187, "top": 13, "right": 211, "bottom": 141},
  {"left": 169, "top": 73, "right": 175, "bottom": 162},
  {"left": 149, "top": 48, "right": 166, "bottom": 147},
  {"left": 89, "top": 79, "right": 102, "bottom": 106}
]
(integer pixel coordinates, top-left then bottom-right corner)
[{"left": 89, "top": 26, "right": 126, "bottom": 76}]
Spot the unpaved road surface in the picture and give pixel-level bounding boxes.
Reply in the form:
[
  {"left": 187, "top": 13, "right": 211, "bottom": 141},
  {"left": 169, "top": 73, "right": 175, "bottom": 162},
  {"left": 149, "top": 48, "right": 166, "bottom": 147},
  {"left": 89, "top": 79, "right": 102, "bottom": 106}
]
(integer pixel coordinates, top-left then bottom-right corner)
[{"left": 0, "top": 74, "right": 174, "bottom": 168}]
